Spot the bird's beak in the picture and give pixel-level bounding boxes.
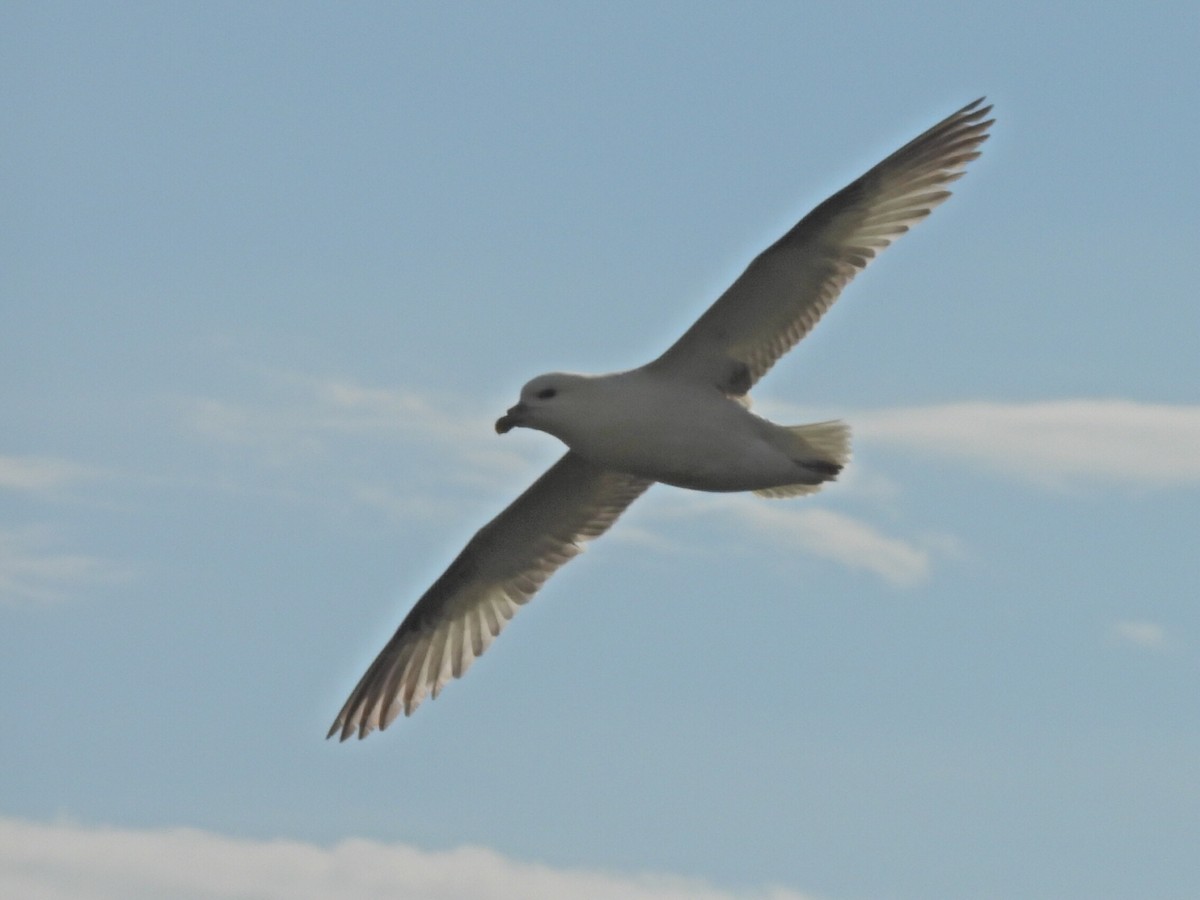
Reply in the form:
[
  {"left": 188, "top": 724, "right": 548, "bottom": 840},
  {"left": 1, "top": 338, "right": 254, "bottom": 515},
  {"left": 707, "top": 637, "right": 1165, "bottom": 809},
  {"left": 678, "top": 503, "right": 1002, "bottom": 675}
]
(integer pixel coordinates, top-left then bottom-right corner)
[{"left": 495, "top": 402, "right": 528, "bottom": 434}]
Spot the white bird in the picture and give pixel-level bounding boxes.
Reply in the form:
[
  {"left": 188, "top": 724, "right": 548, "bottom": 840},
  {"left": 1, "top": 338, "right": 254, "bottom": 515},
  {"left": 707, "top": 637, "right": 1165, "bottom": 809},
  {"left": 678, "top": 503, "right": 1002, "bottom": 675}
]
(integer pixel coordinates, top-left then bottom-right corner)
[{"left": 329, "top": 98, "right": 993, "bottom": 740}]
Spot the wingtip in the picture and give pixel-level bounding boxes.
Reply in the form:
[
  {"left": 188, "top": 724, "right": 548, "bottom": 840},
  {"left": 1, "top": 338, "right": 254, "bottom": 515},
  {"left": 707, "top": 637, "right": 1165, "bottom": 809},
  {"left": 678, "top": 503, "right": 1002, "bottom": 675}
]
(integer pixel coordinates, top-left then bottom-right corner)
[
  {"left": 325, "top": 716, "right": 379, "bottom": 742},
  {"left": 960, "top": 96, "right": 994, "bottom": 122},
  {"left": 326, "top": 717, "right": 354, "bottom": 742}
]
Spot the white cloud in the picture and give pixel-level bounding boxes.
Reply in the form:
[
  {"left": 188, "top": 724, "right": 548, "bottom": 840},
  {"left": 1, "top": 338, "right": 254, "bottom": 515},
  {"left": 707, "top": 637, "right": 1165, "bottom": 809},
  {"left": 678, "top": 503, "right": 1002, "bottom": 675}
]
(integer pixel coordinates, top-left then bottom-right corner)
[
  {"left": 184, "top": 374, "right": 542, "bottom": 500},
  {"left": 639, "top": 493, "right": 935, "bottom": 587},
  {"left": 852, "top": 400, "right": 1200, "bottom": 487},
  {"left": 727, "top": 500, "right": 931, "bottom": 586},
  {"left": 189, "top": 373, "right": 493, "bottom": 453},
  {"left": 1108, "top": 620, "right": 1169, "bottom": 650},
  {"left": 0, "top": 528, "right": 132, "bottom": 606},
  {"left": 0, "top": 817, "right": 819, "bottom": 900},
  {"left": 0, "top": 456, "right": 99, "bottom": 492}
]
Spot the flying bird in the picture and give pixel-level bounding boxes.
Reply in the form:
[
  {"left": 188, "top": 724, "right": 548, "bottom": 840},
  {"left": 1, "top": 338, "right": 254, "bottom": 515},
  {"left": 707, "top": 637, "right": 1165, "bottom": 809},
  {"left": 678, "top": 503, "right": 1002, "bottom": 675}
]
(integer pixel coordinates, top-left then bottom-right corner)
[{"left": 329, "top": 98, "right": 993, "bottom": 740}]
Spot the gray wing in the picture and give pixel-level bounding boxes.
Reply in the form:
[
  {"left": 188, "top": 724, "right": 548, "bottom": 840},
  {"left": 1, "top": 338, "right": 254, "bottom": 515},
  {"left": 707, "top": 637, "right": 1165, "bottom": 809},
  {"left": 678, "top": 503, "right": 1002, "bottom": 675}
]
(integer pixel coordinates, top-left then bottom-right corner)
[
  {"left": 648, "top": 98, "right": 993, "bottom": 393},
  {"left": 329, "top": 451, "right": 652, "bottom": 740}
]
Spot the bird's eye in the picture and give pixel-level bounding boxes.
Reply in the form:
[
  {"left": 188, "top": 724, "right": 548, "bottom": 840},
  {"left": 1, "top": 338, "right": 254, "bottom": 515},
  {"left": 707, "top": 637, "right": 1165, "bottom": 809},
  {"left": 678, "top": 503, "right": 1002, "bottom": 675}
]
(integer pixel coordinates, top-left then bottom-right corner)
[{"left": 536, "top": 387, "right": 557, "bottom": 400}]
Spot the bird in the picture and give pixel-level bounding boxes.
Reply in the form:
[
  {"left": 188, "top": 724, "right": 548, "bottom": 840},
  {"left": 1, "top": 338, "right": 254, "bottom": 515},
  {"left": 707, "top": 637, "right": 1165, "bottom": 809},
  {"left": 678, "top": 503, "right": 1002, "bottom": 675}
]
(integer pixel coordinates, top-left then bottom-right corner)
[{"left": 328, "top": 98, "right": 993, "bottom": 740}]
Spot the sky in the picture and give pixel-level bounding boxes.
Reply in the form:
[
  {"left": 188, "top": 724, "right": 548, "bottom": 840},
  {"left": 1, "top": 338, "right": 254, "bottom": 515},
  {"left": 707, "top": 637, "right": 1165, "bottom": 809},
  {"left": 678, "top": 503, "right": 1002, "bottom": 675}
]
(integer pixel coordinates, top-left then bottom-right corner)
[{"left": 3, "top": 2, "right": 1198, "bottom": 899}]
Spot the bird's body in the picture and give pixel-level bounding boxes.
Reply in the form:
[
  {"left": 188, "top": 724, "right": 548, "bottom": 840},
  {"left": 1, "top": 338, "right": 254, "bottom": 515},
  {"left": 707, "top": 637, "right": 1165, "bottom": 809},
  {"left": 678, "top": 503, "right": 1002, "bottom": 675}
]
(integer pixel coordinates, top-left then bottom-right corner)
[
  {"left": 329, "top": 98, "right": 994, "bottom": 740},
  {"left": 498, "top": 369, "right": 844, "bottom": 493}
]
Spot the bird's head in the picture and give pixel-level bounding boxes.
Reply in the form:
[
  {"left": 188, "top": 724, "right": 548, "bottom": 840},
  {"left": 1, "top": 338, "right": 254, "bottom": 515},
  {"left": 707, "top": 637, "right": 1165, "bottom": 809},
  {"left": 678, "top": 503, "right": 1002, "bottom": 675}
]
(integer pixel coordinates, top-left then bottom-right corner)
[{"left": 495, "top": 372, "right": 589, "bottom": 438}]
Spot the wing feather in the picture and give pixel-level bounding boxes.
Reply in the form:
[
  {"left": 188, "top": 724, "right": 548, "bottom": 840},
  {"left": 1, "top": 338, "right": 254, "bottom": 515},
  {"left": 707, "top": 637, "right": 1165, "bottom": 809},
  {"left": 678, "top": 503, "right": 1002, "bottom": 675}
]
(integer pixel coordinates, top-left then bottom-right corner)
[
  {"left": 328, "top": 451, "right": 651, "bottom": 740},
  {"left": 649, "top": 98, "right": 993, "bottom": 391}
]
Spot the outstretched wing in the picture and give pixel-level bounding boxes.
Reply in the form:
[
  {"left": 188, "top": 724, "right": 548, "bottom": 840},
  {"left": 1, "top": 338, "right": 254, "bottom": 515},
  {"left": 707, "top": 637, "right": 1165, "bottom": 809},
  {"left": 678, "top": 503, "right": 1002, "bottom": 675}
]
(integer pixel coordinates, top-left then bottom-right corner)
[
  {"left": 649, "top": 98, "right": 993, "bottom": 393},
  {"left": 329, "top": 451, "right": 652, "bottom": 740}
]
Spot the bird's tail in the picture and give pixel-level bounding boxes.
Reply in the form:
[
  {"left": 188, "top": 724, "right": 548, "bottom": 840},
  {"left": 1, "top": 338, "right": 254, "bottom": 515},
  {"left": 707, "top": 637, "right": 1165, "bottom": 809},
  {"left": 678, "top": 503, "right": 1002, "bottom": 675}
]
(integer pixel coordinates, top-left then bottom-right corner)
[{"left": 754, "top": 420, "right": 851, "bottom": 499}]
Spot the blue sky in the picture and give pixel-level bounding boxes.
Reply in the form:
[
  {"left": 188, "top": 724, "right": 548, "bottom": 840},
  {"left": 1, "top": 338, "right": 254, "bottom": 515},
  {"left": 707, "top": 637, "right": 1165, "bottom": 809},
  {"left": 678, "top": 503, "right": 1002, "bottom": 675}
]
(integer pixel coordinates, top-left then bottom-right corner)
[{"left": 3, "top": 3, "right": 1198, "bottom": 899}]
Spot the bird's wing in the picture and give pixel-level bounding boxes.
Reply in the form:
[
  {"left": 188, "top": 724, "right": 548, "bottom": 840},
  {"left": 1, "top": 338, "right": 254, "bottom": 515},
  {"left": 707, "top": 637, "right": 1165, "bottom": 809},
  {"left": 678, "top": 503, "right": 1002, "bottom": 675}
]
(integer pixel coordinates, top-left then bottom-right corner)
[
  {"left": 648, "top": 98, "right": 993, "bottom": 393},
  {"left": 328, "top": 451, "right": 652, "bottom": 740}
]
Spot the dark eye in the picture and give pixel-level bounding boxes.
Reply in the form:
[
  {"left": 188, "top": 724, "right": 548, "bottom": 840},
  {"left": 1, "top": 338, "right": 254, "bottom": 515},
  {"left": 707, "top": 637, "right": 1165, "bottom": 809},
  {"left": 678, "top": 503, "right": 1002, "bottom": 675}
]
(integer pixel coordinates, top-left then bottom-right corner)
[{"left": 536, "top": 387, "right": 557, "bottom": 400}]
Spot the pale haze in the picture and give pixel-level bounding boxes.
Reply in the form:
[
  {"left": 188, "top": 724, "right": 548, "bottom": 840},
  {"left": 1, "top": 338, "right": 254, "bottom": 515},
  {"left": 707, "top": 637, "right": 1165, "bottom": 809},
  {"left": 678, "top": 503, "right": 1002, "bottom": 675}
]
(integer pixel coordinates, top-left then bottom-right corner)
[{"left": 3, "top": 4, "right": 1197, "bottom": 900}]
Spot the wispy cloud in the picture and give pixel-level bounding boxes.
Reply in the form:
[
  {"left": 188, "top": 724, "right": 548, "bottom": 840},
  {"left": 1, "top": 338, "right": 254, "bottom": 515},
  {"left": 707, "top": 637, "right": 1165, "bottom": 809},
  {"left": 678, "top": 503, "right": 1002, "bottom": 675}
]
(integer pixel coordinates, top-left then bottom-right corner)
[
  {"left": 0, "top": 527, "right": 133, "bottom": 607},
  {"left": 184, "top": 373, "right": 540, "bottom": 495},
  {"left": 0, "top": 456, "right": 100, "bottom": 493},
  {"left": 0, "top": 817, "right": 820, "bottom": 900},
  {"left": 852, "top": 400, "right": 1200, "bottom": 487},
  {"left": 1107, "top": 620, "right": 1170, "bottom": 651},
  {"left": 726, "top": 500, "right": 932, "bottom": 586},
  {"left": 639, "top": 493, "right": 936, "bottom": 587},
  {"left": 189, "top": 373, "right": 490, "bottom": 451}
]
